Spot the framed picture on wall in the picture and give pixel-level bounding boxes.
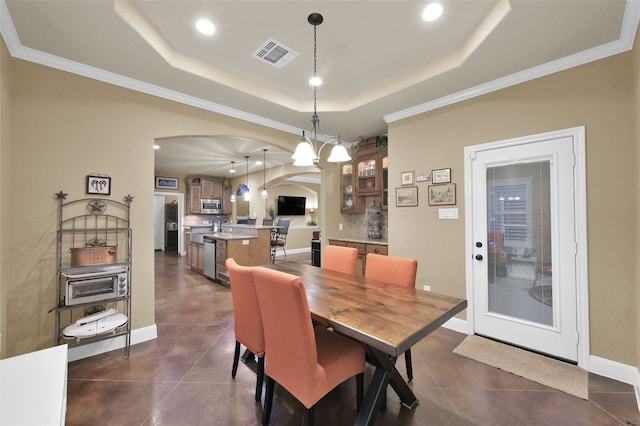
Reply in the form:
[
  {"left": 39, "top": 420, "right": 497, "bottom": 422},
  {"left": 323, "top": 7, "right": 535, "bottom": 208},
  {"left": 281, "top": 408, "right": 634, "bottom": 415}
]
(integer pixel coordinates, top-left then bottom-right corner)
[
  {"left": 86, "top": 175, "right": 111, "bottom": 195},
  {"left": 155, "top": 176, "right": 179, "bottom": 190},
  {"left": 428, "top": 183, "right": 456, "bottom": 206},
  {"left": 431, "top": 168, "right": 451, "bottom": 183},
  {"left": 400, "top": 170, "right": 415, "bottom": 186},
  {"left": 396, "top": 186, "right": 418, "bottom": 207}
]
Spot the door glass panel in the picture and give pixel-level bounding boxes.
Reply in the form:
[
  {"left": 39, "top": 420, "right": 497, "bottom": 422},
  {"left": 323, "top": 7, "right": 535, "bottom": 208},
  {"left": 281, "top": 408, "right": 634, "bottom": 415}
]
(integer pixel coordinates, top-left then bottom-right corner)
[{"left": 486, "top": 161, "right": 553, "bottom": 326}]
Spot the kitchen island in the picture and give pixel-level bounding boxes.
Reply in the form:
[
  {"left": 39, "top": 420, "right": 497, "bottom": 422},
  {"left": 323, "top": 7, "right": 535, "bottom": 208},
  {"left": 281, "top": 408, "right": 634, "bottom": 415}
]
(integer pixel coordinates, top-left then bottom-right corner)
[{"left": 187, "top": 225, "right": 272, "bottom": 286}]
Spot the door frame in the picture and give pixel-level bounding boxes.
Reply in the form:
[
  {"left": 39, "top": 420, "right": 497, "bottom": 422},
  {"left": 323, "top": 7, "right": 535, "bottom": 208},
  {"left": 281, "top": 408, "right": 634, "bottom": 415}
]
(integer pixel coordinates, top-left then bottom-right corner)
[
  {"left": 463, "top": 126, "right": 590, "bottom": 367},
  {"left": 154, "top": 191, "right": 186, "bottom": 256}
]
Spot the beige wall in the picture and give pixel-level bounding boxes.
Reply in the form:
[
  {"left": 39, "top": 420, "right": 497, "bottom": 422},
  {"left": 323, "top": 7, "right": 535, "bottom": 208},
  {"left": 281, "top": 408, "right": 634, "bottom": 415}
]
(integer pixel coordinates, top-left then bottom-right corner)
[
  {"left": 0, "top": 39, "right": 10, "bottom": 358},
  {"left": 0, "top": 48, "right": 299, "bottom": 357},
  {"left": 383, "top": 53, "right": 636, "bottom": 367},
  {"left": 1, "top": 35, "right": 638, "bottom": 371},
  {"left": 633, "top": 29, "right": 640, "bottom": 371}
]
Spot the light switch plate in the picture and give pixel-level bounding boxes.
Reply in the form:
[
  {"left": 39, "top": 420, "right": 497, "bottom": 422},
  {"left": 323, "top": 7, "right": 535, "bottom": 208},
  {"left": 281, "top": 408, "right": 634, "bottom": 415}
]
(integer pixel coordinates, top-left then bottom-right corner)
[{"left": 438, "top": 208, "right": 459, "bottom": 220}]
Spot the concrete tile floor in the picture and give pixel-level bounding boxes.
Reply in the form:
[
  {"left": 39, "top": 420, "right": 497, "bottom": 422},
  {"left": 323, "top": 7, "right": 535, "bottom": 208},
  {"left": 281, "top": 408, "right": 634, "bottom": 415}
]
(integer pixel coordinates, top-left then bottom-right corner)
[{"left": 65, "top": 251, "right": 640, "bottom": 425}]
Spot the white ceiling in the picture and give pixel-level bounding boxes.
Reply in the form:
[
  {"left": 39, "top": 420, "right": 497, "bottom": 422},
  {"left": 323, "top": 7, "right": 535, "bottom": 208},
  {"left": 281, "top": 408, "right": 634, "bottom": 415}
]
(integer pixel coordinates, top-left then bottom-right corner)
[{"left": 2, "top": 0, "right": 638, "bottom": 178}]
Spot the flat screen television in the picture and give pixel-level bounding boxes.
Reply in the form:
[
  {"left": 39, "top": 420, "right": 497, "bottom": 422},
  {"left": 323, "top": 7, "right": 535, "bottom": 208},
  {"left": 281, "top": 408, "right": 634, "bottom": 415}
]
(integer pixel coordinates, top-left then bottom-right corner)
[{"left": 277, "top": 196, "right": 306, "bottom": 216}]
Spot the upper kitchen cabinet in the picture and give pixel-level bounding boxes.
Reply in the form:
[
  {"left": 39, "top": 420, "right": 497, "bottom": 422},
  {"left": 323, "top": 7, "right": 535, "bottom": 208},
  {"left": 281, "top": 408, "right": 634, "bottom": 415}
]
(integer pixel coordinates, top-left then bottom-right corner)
[
  {"left": 381, "top": 151, "right": 388, "bottom": 210},
  {"left": 186, "top": 177, "right": 226, "bottom": 215},
  {"left": 355, "top": 149, "right": 380, "bottom": 195},
  {"left": 338, "top": 141, "right": 387, "bottom": 213},
  {"left": 340, "top": 162, "right": 362, "bottom": 213},
  {"left": 223, "top": 185, "right": 233, "bottom": 214}
]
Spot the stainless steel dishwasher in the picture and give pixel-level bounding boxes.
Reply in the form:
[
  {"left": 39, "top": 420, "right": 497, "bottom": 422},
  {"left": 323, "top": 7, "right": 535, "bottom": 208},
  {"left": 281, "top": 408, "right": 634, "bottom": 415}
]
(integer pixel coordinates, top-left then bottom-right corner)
[{"left": 203, "top": 236, "right": 217, "bottom": 280}]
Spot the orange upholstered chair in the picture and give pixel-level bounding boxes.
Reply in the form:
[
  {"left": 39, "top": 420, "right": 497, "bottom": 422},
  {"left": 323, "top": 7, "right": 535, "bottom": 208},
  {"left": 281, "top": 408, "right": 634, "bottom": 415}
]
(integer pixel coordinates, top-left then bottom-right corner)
[
  {"left": 365, "top": 253, "right": 418, "bottom": 381},
  {"left": 226, "top": 258, "right": 265, "bottom": 401},
  {"left": 253, "top": 267, "right": 365, "bottom": 425},
  {"left": 322, "top": 245, "right": 358, "bottom": 275}
]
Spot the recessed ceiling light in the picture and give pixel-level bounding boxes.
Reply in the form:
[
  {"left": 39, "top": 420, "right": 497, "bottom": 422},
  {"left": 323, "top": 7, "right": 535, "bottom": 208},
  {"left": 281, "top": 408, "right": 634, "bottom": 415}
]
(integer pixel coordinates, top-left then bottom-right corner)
[
  {"left": 195, "top": 19, "right": 215, "bottom": 35},
  {"left": 153, "top": 144, "right": 160, "bottom": 150},
  {"left": 423, "top": 3, "right": 444, "bottom": 22}
]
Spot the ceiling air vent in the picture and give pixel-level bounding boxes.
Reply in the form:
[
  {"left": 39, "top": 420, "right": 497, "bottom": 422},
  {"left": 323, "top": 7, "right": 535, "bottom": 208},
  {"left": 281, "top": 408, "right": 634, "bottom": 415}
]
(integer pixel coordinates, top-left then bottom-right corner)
[{"left": 253, "top": 38, "right": 298, "bottom": 69}]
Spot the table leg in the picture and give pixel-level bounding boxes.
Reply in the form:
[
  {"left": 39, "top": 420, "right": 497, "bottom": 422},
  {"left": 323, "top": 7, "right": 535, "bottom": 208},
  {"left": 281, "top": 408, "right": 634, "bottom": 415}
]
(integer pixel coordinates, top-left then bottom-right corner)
[
  {"left": 355, "top": 347, "right": 419, "bottom": 425},
  {"left": 355, "top": 366, "right": 388, "bottom": 426},
  {"left": 241, "top": 348, "right": 255, "bottom": 363}
]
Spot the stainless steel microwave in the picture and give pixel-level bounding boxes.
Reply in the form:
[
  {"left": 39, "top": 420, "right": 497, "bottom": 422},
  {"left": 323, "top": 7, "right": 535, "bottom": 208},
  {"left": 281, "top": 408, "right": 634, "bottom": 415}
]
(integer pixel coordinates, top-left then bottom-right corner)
[{"left": 201, "top": 198, "right": 222, "bottom": 214}]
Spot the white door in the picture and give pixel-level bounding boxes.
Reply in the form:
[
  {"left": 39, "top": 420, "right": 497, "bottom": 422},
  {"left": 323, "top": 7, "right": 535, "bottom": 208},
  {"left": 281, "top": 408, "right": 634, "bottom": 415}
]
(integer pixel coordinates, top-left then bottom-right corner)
[
  {"left": 154, "top": 195, "right": 165, "bottom": 251},
  {"left": 466, "top": 128, "right": 586, "bottom": 362}
]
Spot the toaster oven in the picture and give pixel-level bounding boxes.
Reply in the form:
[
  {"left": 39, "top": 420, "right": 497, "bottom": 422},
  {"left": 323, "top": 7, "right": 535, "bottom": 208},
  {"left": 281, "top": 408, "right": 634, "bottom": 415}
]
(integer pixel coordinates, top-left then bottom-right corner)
[{"left": 63, "top": 271, "right": 128, "bottom": 306}]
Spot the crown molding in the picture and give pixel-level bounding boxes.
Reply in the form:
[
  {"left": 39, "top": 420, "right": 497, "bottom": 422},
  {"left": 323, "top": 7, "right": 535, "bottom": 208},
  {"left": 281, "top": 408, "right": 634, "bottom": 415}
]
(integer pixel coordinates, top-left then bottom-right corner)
[{"left": 384, "top": 0, "right": 640, "bottom": 124}]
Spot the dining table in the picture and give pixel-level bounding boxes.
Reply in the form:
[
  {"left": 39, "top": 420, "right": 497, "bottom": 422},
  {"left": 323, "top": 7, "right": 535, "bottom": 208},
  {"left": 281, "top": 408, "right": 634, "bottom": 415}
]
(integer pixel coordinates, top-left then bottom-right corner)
[{"left": 262, "top": 262, "right": 467, "bottom": 426}]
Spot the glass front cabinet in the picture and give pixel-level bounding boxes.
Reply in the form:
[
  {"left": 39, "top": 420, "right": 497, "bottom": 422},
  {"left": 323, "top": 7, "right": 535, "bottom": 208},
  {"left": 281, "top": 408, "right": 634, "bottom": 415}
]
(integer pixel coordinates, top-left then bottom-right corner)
[
  {"left": 340, "top": 147, "right": 387, "bottom": 213},
  {"left": 355, "top": 150, "right": 381, "bottom": 194},
  {"left": 340, "top": 163, "right": 359, "bottom": 213}
]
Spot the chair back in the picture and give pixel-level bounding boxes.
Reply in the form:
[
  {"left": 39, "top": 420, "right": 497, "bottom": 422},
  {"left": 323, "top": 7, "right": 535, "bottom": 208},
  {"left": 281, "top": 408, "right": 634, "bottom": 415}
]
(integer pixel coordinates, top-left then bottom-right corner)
[
  {"left": 276, "top": 219, "right": 291, "bottom": 236},
  {"left": 365, "top": 253, "right": 417, "bottom": 288},
  {"left": 247, "top": 218, "right": 257, "bottom": 225},
  {"left": 226, "top": 258, "right": 265, "bottom": 356},
  {"left": 262, "top": 218, "right": 274, "bottom": 226},
  {"left": 253, "top": 267, "right": 318, "bottom": 396},
  {"left": 322, "top": 245, "right": 358, "bottom": 275},
  {"left": 236, "top": 218, "right": 249, "bottom": 224},
  {"left": 487, "top": 231, "right": 504, "bottom": 251}
]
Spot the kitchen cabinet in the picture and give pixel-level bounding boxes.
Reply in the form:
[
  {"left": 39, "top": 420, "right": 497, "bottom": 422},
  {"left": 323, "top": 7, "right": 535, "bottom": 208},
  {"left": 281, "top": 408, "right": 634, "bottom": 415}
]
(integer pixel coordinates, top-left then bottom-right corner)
[
  {"left": 187, "top": 177, "right": 225, "bottom": 215},
  {"left": 52, "top": 192, "right": 132, "bottom": 357},
  {"left": 340, "top": 162, "right": 362, "bottom": 213},
  {"left": 189, "top": 184, "right": 202, "bottom": 214},
  {"left": 328, "top": 239, "right": 387, "bottom": 277},
  {"left": 223, "top": 185, "right": 233, "bottom": 214},
  {"left": 355, "top": 149, "right": 381, "bottom": 195},
  {"left": 339, "top": 147, "right": 387, "bottom": 212},
  {"left": 188, "top": 242, "right": 204, "bottom": 273},
  {"left": 381, "top": 152, "right": 388, "bottom": 210}
]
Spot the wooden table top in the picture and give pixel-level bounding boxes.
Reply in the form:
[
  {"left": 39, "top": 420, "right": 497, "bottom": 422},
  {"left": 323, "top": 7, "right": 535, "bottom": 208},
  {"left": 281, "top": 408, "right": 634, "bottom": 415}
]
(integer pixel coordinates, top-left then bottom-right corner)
[{"left": 262, "top": 263, "right": 467, "bottom": 357}]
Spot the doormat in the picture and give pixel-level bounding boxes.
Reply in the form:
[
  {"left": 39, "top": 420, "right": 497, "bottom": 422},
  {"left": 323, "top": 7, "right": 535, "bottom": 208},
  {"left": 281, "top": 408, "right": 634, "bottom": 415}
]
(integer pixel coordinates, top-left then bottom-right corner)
[{"left": 453, "top": 335, "right": 588, "bottom": 399}]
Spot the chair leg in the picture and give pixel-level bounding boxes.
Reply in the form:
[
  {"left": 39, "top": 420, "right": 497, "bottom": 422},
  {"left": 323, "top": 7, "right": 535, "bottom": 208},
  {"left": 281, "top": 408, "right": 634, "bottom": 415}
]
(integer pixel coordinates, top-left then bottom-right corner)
[
  {"left": 404, "top": 349, "right": 413, "bottom": 381},
  {"left": 232, "top": 341, "right": 240, "bottom": 378},
  {"left": 262, "top": 376, "right": 274, "bottom": 425},
  {"left": 282, "top": 246, "right": 286, "bottom": 262},
  {"left": 303, "top": 406, "right": 315, "bottom": 426},
  {"left": 356, "top": 373, "right": 364, "bottom": 411},
  {"left": 255, "top": 355, "right": 265, "bottom": 402}
]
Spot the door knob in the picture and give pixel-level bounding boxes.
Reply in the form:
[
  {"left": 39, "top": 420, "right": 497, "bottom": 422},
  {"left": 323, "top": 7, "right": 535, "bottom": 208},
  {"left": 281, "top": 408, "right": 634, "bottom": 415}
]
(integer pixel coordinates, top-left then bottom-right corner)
[
  {"left": 475, "top": 242, "right": 483, "bottom": 248},
  {"left": 475, "top": 254, "right": 483, "bottom": 261}
]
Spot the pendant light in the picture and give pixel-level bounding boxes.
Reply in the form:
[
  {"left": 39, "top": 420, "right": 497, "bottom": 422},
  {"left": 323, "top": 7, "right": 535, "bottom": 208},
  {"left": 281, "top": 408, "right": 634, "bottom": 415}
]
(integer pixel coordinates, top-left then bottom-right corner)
[
  {"left": 292, "top": 13, "right": 353, "bottom": 167},
  {"left": 243, "top": 155, "right": 251, "bottom": 201},
  {"left": 260, "top": 148, "right": 268, "bottom": 200},
  {"left": 230, "top": 161, "right": 236, "bottom": 203}
]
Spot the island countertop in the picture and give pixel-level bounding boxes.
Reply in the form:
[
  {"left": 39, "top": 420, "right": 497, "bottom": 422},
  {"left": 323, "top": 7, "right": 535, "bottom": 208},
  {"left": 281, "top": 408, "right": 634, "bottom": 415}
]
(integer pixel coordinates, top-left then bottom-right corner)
[
  {"left": 326, "top": 237, "right": 388, "bottom": 245},
  {"left": 202, "top": 232, "right": 257, "bottom": 241}
]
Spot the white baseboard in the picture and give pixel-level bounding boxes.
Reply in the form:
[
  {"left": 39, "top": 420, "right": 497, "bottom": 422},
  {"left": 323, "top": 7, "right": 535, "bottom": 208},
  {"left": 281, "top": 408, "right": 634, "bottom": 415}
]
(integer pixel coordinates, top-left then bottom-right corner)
[
  {"left": 443, "top": 316, "right": 468, "bottom": 334},
  {"left": 589, "top": 354, "right": 640, "bottom": 412},
  {"left": 274, "top": 247, "right": 310, "bottom": 258},
  {"left": 67, "top": 324, "right": 158, "bottom": 362}
]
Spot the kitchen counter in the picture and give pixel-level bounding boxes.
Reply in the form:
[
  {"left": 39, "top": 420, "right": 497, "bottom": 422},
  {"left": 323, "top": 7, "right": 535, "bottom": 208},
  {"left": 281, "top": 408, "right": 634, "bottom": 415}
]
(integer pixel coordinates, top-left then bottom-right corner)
[
  {"left": 326, "top": 237, "right": 388, "bottom": 245},
  {"left": 202, "top": 232, "right": 258, "bottom": 240}
]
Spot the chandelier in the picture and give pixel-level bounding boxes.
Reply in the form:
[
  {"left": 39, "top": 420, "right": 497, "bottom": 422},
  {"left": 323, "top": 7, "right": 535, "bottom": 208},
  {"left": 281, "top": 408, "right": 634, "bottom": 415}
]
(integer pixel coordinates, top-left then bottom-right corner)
[{"left": 291, "top": 13, "right": 352, "bottom": 167}]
